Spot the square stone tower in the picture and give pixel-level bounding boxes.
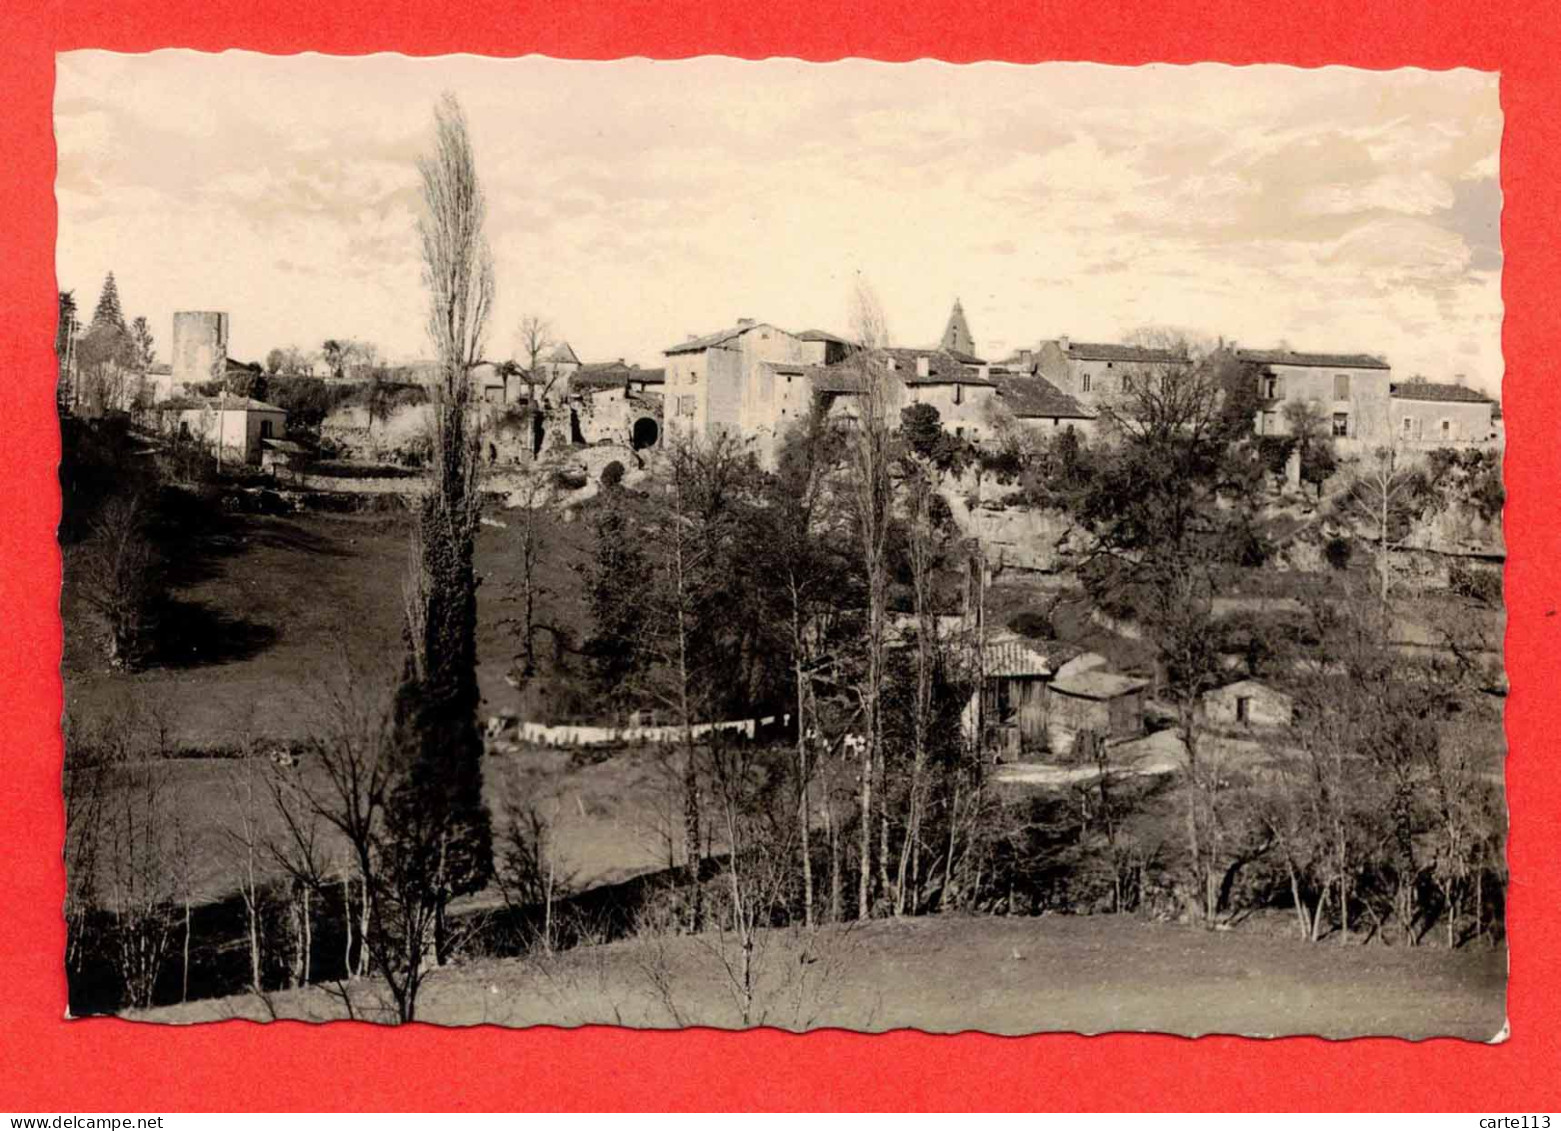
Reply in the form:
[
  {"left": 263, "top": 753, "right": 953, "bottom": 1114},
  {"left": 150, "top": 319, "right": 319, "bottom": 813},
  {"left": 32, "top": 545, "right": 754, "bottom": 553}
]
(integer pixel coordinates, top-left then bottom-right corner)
[{"left": 172, "top": 311, "right": 230, "bottom": 389}]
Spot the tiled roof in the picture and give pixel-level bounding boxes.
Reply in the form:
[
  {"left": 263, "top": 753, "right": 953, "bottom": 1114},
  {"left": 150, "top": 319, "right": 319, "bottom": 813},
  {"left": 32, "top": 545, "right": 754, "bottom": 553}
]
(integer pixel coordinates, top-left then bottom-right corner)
[
  {"left": 992, "top": 373, "right": 1094, "bottom": 419},
  {"left": 1236, "top": 348, "right": 1390, "bottom": 370},
  {"left": 1389, "top": 381, "right": 1493, "bottom": 404},
  {"left": 881, "top": 348, "right": 995, "bottom": 386},
  {"left": 797, "top": 329, "right": 851, "bottom": 344},
  {"left": 544, "top": 342, "right": 580, "bottom": 365},
  {"left": 161, "top": 395, "right": 286, "bottom": 413},
  {"left": 1050, "top": 670, "right": 1149, "bottom": 700},
  {"left": 1059, "top": 341, "right": 1184, "bottom": 364},
  {"left": 665, "top": 323, "right": 770, "bottom": 355},
  {"left": 982, "top": 640, "right": 1052, "bottom": 678},
  {"left": 571, "top": 361, "right": 634, "bottom": 389},
  {"left": 761, "top": 361, "right": 863, "bottom": 394},
  {"left": 572, "top": 362, "right": 668, "bottom": 390}
]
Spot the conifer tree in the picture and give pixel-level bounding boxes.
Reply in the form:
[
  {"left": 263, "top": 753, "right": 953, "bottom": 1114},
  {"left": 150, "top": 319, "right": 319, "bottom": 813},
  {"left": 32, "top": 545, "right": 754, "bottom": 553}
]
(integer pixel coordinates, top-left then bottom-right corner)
[{"left": 91, "top": 272, "right": 127, "bottom": 334}]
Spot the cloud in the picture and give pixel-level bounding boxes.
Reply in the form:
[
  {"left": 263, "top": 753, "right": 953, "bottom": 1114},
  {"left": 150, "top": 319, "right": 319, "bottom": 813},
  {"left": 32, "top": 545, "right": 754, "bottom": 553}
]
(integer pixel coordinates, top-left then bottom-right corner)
[{"left": 54, "top": 53, "right": 1503, "bottom": 393}]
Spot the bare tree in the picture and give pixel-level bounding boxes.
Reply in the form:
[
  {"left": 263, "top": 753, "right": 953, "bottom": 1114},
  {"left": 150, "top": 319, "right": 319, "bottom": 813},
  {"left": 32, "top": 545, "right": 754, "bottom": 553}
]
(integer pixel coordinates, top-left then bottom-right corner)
[
  {"left": 103, "top": 753, "right": 181, "bottom": 1011},
  {"left": 1336, "top": 440, "right": 1424, "bottom": 607},
  {"left": 844, "top": 277, "right": 895, "bottom": 920},
  {"left": 77, "top": 493, "right": 158, "bottom": 668}
]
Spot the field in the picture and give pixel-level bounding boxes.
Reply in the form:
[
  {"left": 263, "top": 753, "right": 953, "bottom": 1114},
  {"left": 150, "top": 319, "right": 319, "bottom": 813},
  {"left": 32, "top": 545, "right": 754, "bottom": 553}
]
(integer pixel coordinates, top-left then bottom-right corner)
[
  {"left": 62, "top": 499, "right": 594, "bottom": 749},
  {"left": 137, "top": 913, "right": 1507, "bottom": 1040}
]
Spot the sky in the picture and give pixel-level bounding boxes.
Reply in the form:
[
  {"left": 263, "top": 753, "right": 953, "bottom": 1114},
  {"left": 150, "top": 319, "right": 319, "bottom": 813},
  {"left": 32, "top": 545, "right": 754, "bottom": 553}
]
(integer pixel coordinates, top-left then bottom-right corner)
[{"left": 55, "top": 53, "right": 1503, "bottom": 393}]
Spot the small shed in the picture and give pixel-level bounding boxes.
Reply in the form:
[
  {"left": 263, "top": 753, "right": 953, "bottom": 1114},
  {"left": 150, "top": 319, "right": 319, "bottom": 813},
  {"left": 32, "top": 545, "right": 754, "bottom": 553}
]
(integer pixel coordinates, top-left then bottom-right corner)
[
  {"left": 1046, "top": 668, "right": 1148, "bottom": 755},
  {"left": 975, "top": 638, "right": 1055, "bottom": 759},
  {"left": 1203, "top": 679, "right": 1293, "bottom": 728}
]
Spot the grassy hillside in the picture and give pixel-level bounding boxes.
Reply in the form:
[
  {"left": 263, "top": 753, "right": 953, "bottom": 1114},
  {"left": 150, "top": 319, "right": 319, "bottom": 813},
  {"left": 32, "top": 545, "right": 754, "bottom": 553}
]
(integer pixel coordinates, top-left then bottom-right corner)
[
  {"left": 62, "top": 498, "right": 596, "bottom": 749},
  {"left": 138, "top": 913, "right": 1507, "bottom": 1039}
]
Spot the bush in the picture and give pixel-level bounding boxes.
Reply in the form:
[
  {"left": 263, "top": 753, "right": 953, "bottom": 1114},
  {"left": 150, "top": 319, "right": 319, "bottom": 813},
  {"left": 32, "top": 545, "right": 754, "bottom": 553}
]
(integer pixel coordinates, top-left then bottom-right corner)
[
  {"left": 552, "top": 468, "right": 589, "bottom": 492},
  {"left": 1009, "top": 611, "right": 1055, "bottom": 640},
  {"left": 600, "top": 460, "right": 625, "bottom": 489},
  {"left": 1449, "top": 561, "right": 1502, "bottom": 606},
  {"left": 1324, "top": 536, "right": 1353, "bottom": 571}
]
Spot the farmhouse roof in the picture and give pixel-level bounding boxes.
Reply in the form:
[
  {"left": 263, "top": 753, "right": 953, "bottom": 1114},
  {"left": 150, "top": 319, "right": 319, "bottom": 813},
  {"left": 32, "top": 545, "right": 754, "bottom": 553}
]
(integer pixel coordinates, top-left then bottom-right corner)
[
  {"left": 665, "top": 323, "right": 778, "bottom": 355},
  {"left": 1235, "top": 348, "right": 1390, "bottom": 370},
  {"left": 797, "top": 329, "right": 852, "bottom": 344},
  {"left": 992, "top": 373, "right": 1094, "bottom": 419},
  {"left": 1049, "top": 669, "right": 1149, "bottom": 700},
  {"left": 761, "top": 361, "right": 864, "bottom": 394},
  {"left": 162, "top": 394, "right": 286, "bottom": 413},
  {"left": 1206, "top": 679, "right": 1290, "bottom": 702},
  {"left": 261, "top": 438, "right": 310, "bottom": 455},
  {"left": 1389, "top": 381, "right": 1493, "bottom": 404},
  {"left": 544, "top": 342, "right": 580, "bottom": 365},
  {"left": 881, "top": 348, "right": 995, "bottom": 386},
  {"left": 1057, "top": 340, "right": 1184, "bottom": 364},
  {"left": 571, "top": 360, "right": 634, "bottom": 388},
  {"left": 981, "top": 639, "right": 1053, "bottom": 678}
]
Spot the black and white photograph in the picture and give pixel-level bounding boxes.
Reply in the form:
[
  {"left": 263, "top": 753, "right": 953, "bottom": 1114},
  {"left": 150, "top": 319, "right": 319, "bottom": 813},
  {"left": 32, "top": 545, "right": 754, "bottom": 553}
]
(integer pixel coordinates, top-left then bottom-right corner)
[{"left": 54, "top": 52, "right": 1507, "bottom": 1038}]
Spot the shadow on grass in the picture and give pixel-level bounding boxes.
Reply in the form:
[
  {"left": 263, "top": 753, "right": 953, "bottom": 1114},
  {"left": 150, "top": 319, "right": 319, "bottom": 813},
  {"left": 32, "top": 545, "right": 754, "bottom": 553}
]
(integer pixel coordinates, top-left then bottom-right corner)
[{"left": 149, "top": 597, "right": 280, "bottom": 669}]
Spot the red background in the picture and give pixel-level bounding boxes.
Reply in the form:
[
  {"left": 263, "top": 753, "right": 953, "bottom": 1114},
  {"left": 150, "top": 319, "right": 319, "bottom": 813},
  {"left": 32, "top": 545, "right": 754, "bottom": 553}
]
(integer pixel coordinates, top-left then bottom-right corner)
[{"left": 2, "top": 0, "right": 1558, "bottom": 1112}]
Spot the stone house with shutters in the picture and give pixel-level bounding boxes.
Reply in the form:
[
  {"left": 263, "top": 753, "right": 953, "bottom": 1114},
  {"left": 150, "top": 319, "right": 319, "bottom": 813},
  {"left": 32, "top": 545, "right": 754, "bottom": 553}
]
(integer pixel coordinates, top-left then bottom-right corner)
[
  {"left": 662, "top": 320, "right": 823, "bottom": 450},
  {"left": 1028, "top": 337, "right": 1189, "bottom": 412},
  {"left": 989, "top": 371, "right": 1097, "bottom": 439},
  {"left": 1388, "top": 380, "right": 1499, "bottom": 448},
  {"left": 1233, "top": 348, "right": 1393, "bottom": 445}
]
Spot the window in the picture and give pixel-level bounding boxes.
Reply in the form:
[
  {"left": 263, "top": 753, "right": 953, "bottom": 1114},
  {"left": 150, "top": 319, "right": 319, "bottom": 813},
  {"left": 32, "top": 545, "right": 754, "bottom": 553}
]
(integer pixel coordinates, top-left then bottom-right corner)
[
  {"left": 678, "top": 394, "right": 696, "bottom": 417},
  {"left": 1236, "top": 696, "right": 1252, "bottom": 725},
  {"left": 1332, "top": 412, "right": 1349, "bottom": 437},
  {"left": 260, "top": 419, "right": 274, "bottom": 439},
  {"left": 1402, "top": 417, "right": 1413, "bottom": 435},
  {"left": 1334, "top": 373, "right": 1350, "bottom": 399},
  {"left": 689, "top": 370, "right": 699, "bottom": 385},
  {"left": 954, "top": 384, "right": 964, "bottom": 405},
  {"left": 1441, "top": 419, "right": 1453, "bottom": 438},
  {"left": 1122, "top": 374, "right": 1135, "bottom": 394},
  {"left": 955, "top": 426, "right": 965, "bottom": 438},
  {"left": 1082, "top": 373, "right": 1092, "bottom": 393},
  {"left": 1264, "top": 375, "right": 1281, "bottom": 399},
  {"left": 1261, "top": 412, "right": 1277, "bottom": 435}
]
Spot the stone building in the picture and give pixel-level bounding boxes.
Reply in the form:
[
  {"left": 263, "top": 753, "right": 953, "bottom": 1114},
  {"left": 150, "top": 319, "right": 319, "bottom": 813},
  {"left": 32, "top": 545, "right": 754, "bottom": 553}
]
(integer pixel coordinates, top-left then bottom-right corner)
[
  {"left": 1202, "top": 679, "right": 1293, "bottom": 729},
  {"left": 171, "top": 311, "right": 230, "bottom": 391},
  {"left": 989, "top": 371, "right": 1097, "bottom": 438},
  {"left": 662, "top": 319, "right": 841, "bottom": 453},
  {"left": 1234, "top": 347, "right": 1393, "bottom": 444},
  {"left": 159, "top": 393, "right": 287, "bottom": 465},
  {"left": 1388, "top": 380, "right": 1500, "bottom": 448},
  {"left": 1045, "top": 664, "right": 1149, "bottom": 755},
  {"left": 1026, "top": 337, "right": 1189, "bottom": 412}
]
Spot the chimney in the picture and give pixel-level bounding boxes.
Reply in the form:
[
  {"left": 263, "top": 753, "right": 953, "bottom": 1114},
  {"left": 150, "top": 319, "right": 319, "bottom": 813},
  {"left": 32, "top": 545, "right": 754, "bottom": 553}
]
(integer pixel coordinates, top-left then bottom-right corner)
[
  {"left": 1454, "top": 372, "right": 1467, "bottom": 386},
  {"left": 1018, "top": 348, "right": 1034, "bottom": 371},
  {"left": 1058, "top": 335, "right": 1071, "bottom": 352},
  {"left": 916, "top": 355, "right": 930, "bottom": 378},
  {"left": 736, "top": 318, "right": 756, "bottom": 327},
  {"left": 885, "top": 356, "right": 897, "bottom": 372}
]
